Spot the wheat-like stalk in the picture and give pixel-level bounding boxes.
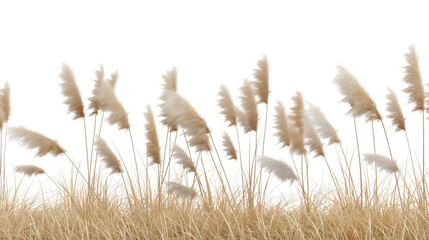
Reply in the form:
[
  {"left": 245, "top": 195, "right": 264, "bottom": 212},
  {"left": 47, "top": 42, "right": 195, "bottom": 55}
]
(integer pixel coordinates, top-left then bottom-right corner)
[
  {"left": 15, "top": 165, "right": 45, "bottom": 176},
  {"left": 253, "top": 55, "right": 269, "bottom": 104},
  {"left": 222, "top": 132, "right": 237, "bottom": 160},
  {"left": 259, "top": 156, "right": 297, "bottom": 182},
  {"left": 363, "top": 153, "right": 399, "bottom": 173},
  {"left": 0, "top": 82, "right": 10, "bottom": 126},
  {"left": 303, "top": 113, "right": 324, "bottom": 157},
  {"left": 273, "top": 101, "right": 290, "bottom": 148},
  {"left": 403, "top": 46, "right": 425, "bottom": 112},
  {"left": 166, "top": 181, "right": 197, "bottom": 200},
  {"left": 96, "top": 81, "right": 130, "bottom": 130},
  {"left": 173, "top": 145, "right": 196, "bottom": 173},
  {"left": 59, "top": 64, "right": 85, "bottom": 120},
  {"left": 144, "top": 105, "right": 161, "bottom": 165},
  {"left": 96, "top": 136, "right": 122, "bottom": 174},
  {"left": 9, "top": 127, "right": 65, "bottom": 157},
  {"left": 218, "top": 85, "right": 237, "bottom": 127},
  {"left": 88, "top": 65, "right": 105, "bottom": 116},
  {"left": 307, "top": 103, "right": 341, "bottom": 145},
  {"left": 386, "top": 88, "right": 406, "bottom": 132},
  {"left": 239, "top": 80, "right": 258, "bottom": 133}
]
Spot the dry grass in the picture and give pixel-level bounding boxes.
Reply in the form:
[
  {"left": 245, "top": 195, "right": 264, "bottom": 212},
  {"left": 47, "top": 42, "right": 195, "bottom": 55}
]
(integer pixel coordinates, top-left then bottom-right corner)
[{"left": 2, "top": 49, "right": 429, "bottom": 239}]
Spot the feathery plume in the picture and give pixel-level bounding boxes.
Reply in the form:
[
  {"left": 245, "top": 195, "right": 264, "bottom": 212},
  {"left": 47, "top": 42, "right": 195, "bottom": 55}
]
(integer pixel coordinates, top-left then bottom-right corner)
[
  {"left": 166, "top": 182, "right": 197, "bottom": 200},
  {"left": 403, "top": 46, "right": 425, "bottom": 112},
  {"left": 288, "top": 124, "right": 306, "bottom": 155},
  {"left": 144, "top": 105, "right": 161, "bottom": 165},
  {"left": 59, "top": 64, "right": 85, "bottom": 120},
  {"left": 108, "top": 71, "right": 119, "bottom": 89},
  {"left": 273, "top": 101, "right": 290, "bottom": 147},
  {"left": 222, "top": 132, "right": 237, "bottom": 160},
  {"left": 96, "top": 137, "right": 122, "bottom": 174},
  {"left": 160, "top": 90, "right": 210, "bottom": 151},
  {"left": 253, "top": 55, "right": 269, "bottom": 104},
  {"left": 290, "top": 92, "right": 304, "bottom": 133},
  {"left": 259, "top": 156, "right": 297, "bottom": 182},
  {"left": 239, "top": 80, "right": 258, "bottom": 133},
  {"left": 307, "top": 103, "right": 341, "bottom": 145},
  {"left": 334, "top": 66, "right": 381, "bottom": 121},
  {"left": 218, "top": 85, "right": 237, "bottom": 127},
  {"left": 96, "top": 81, "right": 130, "bottom": 130},
  {"left": 15, "top": 165, "right": 45, "bottom": 176},
  {"left": 0, "top": 82, "right": 10, "bottom": 126},
  {"left": 363, "top": 153, "right": 399, "bottom": 173},
  {"left": 88, "top": 65, "right": 105, "bottom": 116},
  {"left": 162, "top": 67, "right": 177, "bottom": 92},
  {"left": 173, "top": 145, "right": 196, "bottom": 172},
  {"left": 386, "top": 88, "right": 406, "bottom": 132},
  {"left": 303, "top": 113, "right": 324, "bottom": 157},
  {"left": 9, "top": 127, "right": 65, "bottom": 157}
]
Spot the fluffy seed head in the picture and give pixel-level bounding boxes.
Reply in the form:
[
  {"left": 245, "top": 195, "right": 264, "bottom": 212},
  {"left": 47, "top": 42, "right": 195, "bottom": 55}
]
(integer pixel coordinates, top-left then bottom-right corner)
[
  {"left": 253, "top": 55, "right": 269, "bottom": 104},
  {"left": 334, "top": 66, "right": 381, "bottom": 121},
  {"left": 9, "top": 127, "right": 65, "bottom": 157},
  {"left": 15, "top": 165, "right": 45, "bottom": 177},
  {"left": 218, "top": 85, "right": 237, "bottom": 127},
  {"left": 108, "top": 71, "right": 119, "bottom": 89},
  {"left": 222, "top": 132, "right": 237, "bottom": 160},
  {"left": 288, "top": 124, "right": 306, "bottom": 155},
  {"left": 273, "top": 101, "right": 290, "bottom": 147},
  {"left": 96, "top": 136, "right": 122, "bottom": 174},
  {"left": 259, "top": 156, "right": 297, "bottom": 182},
  {"left": 59, "top": 64, "right": 85, "bottom": 120},
  {"left": 166, "top": 182, "right": 197, "bottom": 200},
  {"left": 239, "top": 80, "right": 258, "bottom": 133},
  {"left": 162, "top": 67, "right": 177, "bottom": 92},
  {"left": 303, "top": 113, "right": 324, "bottom": 157},
  {"left": 88, "top": 65, "right": 105, "bottom": 116},
  {"left": 0, "top": 82, "right": 11, "bottom": 126},
  {"left": 386, "top": 88, "right": 406, "bottom": 132},
  {"left": 290, "top": 92, "right": 304, "bottom": 133},
  {"left": 363, "top": 153, "right": 399, "bottom": 173},
  {"left": 173, "top": 145, "right": 196, "bottom": 173},
  {"left": 307, "top": 103, "right": 341, "bottom": 145},
  {"left": 403, "top": 46, "right": 425, "bottom": 112},
  {"left": 96, "top": 81, "right": 130, "bottom": 130},
  {"left": 144, "top": 105, "right": 161, "bottom": 165}
]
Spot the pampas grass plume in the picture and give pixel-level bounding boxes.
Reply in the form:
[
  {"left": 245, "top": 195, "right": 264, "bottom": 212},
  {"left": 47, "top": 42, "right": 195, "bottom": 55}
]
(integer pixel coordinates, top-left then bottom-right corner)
[
  {"left": 307, "top": 103, "right": 341, "bottom": 145},
  {"left": 363, "top": 153, "right": 399, "bottom": 173},
  {"left": 253, "top": 55, "right": 269, "bottom": 104},
  {"left": 96, "top": 136, "right": 122, "bottom": 174},
  {"left": 273, "top": 101, "right": 290, "bottom": 148},
  {"left": 96, "top": 81, "right": 130, "bottom": 130},
  {"left": 144, "top": 105, "right": 161, "bottom": 165},
  {"left": 15, "top": 165, "right": 45, "bottom": 177},
  {"left": 108, "top": 70, "right": 119, "bottom": 89},
  {"left": 218, "top": 85, "right": 237, "bottom": 127},
  {"left": 386, "top": 88, "right": 406, "bottom": 131},
  {"left": 9, "top": 127, "right": 65, "bottom": 157},
  {"left": 259, "top": 156, "right": 297, "bottom": 182},
  {"left": 288, "top": 125, "right": 306, "bottom": 155},
  {"left": 239, "top": 80, "right": 258, "bottom": 133},
  {"left": 173, "top": 145, "right": 196, "bottom": 173},
  {"left": 222, "top": 132, "right": 237, "bottom": 160},
  {"left": 59, "top": 64, "right": 85, "bottom": 120},
  {"left": 403, "top": 45, "right": 425, "bottom": 112},
  {"left": 290, "top": 92, "right": 304, "bottom": 133},
  {"left": 162, "top": 67, "right": 177, "bottom": 92},
  {"left": 166, "top": 182, "right": 197, "bottom": 200},
  {"left": 0, "top": 82, "right": 11, "bottom": 126},
  {"left": 88, "top": 65, "right": 105, "bottom": 116},
  {"left": 303, "top": 113, "right": 324, "bottom": 157}
]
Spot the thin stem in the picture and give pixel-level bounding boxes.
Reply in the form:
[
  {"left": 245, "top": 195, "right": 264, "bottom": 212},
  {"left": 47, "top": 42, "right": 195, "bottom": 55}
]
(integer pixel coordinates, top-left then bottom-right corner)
[
  {"left": 128, "top": 129, "right": 143, "bottom": 199},
  {"left": 371, "top": 121, "right": 378, "bottom": 204},
  {"left": 423, "top": 110, "right": 426, "bottom": 212},
  {"left": 352, "top": 112, "right": 363, "bottom": 209},
  {"left": 257, "top": 103, "right": 269, "bottom": 203}
]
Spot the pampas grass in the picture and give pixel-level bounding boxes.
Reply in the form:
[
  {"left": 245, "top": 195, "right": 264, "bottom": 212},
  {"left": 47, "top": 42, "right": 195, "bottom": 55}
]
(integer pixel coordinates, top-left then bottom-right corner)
[
  {"left": 239, "top": 80, "right": 258, "bottom": 133},
  {"left": 108, "top": 71, "right": 119, "bottom": 90},
  {"left": 0, "top": 82, "right": 10, "bottom": 125},
  {"left": 403, "top": 46, "right": 425, "bottom": 112},
  {"left": 96, "top": 136, "right": 122, "bottom": 174},
  {"left": 15, "top": 165, "right": 45, "bottom": 176},
  {"left": 88, "top": 65, "right": 105, "bottom": 116},
  {"left": 290, "top": 92, "right": 304, "bottom": 132},
  {"left": 166, "top": 181, "right": 197, "bottom": 200},
  {"left": 273, "top": 101, "right": 290, "bottom": 147},
  {"left": 222, "top": 132, "right": 237, "bottom": 160},
  {"left": 173, "top": 145, "right": 196, "bottom": 173},
  {"left": 162, "top": 67, "right": 177, "bottom": 92},
  {"left": 386, "top": 88, "right": 406, "bottom": 132},
  {"left": 253, "top": 55, "right": 269, "bottom": 104},
  {"left": 307, "top": 103, "right": 341, "bottom": 145},
  {"left": 302, "top": 113, "right": 324, "bottom": 157},
  {"left": 218, "top": 85, "right": 237, "bottom": 127},
  {"left": 288, "top": 125, "right": 306, "bottom": 155},
  {"left": 59, "top": 64, "right": 85, "bottom": 120},
  {"left": 259, "top": 156, "right": 297, "bottom": 182},
  {"left": 144, "top": 106, "right": 161, "bottom": 165},
  {"left": 363, "top": 153, "right": 399, "bottom": 173},
  {"left": 9, "top": 127, "right": 65, "bottom": 157}
]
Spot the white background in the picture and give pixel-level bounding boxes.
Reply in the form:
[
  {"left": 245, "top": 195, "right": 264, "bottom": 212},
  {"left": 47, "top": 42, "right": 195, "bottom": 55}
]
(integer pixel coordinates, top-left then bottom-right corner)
[{"left": 1, "top": 0, "right": 429, "bottom": 200}]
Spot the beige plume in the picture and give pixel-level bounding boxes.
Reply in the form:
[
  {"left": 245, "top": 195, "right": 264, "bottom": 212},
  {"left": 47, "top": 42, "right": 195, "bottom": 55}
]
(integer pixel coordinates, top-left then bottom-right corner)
[
  {"left": 144, "top": 105, "right": 161, "bottom": 165},
  {"left": 334, "top": 66, "right": 381, "bottom": 121},
  {"left": 253, "top": 55, "right": 269, "bottom": 104},
  {"left": 239, "top": 80, "right": 258, "bottom": 133},
  {"left": 222, "top": 132, "right": 237, "bottom": 160},
  {"left": 108, "top": 71, "right": 119, "bottom": 89},
  {"left": 173, "top": 145, "right": 196, "bottom": 173},
  {"left": 96, "top": 81, "right": 130, "bottom": 130},
  {"left": 259, "top": 156, "right": 297, "bottom": 182},
  {"left": 290, "top": 92, "right": 304, "bottom": 133},
  {"left": 15, "top": 165, "right": 45, "bottom": 176},
  {"left": 403, "top": 46, "right": 425, "bottom": 112},
  {"left": 9, "top": 127, "right": 65, "bottom": 157},
  {"left": 303, "top": 113, "right": 324, "bottom": 157},
  {"left": 307, "top": 103, "right": 341, "bottom": 145},
  {"left": 273, "top": 101, "right": 290, "bottom": 148},
  {"left": 96, "top": 136, "right": 122, "bottom": 174},
  {"left": 166, "top": 182, "right": 197, "bottom": 200},
  {"left": 386, "top": 88, "right": 406, "bottom": 132},
  {"left": 218, "top": 85, "right": 237, "bottom": 127},
  {"left": 162, "top": 67, "right": 177, "bottom": 92},
  {"left": 363, "top": 153, "right": 399, "bottom": 173},
  {"left": 88, "top": 65, "right": 105, "bottom": 116},
  {"left": 288, "top": 124, "right": 306, "bottom": 155},
  {"left": 59, "top": 64, "right": 85, "bottom": 120},
  {"left": 0, "top": 82, "right": 10, "bottom": 127}
]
